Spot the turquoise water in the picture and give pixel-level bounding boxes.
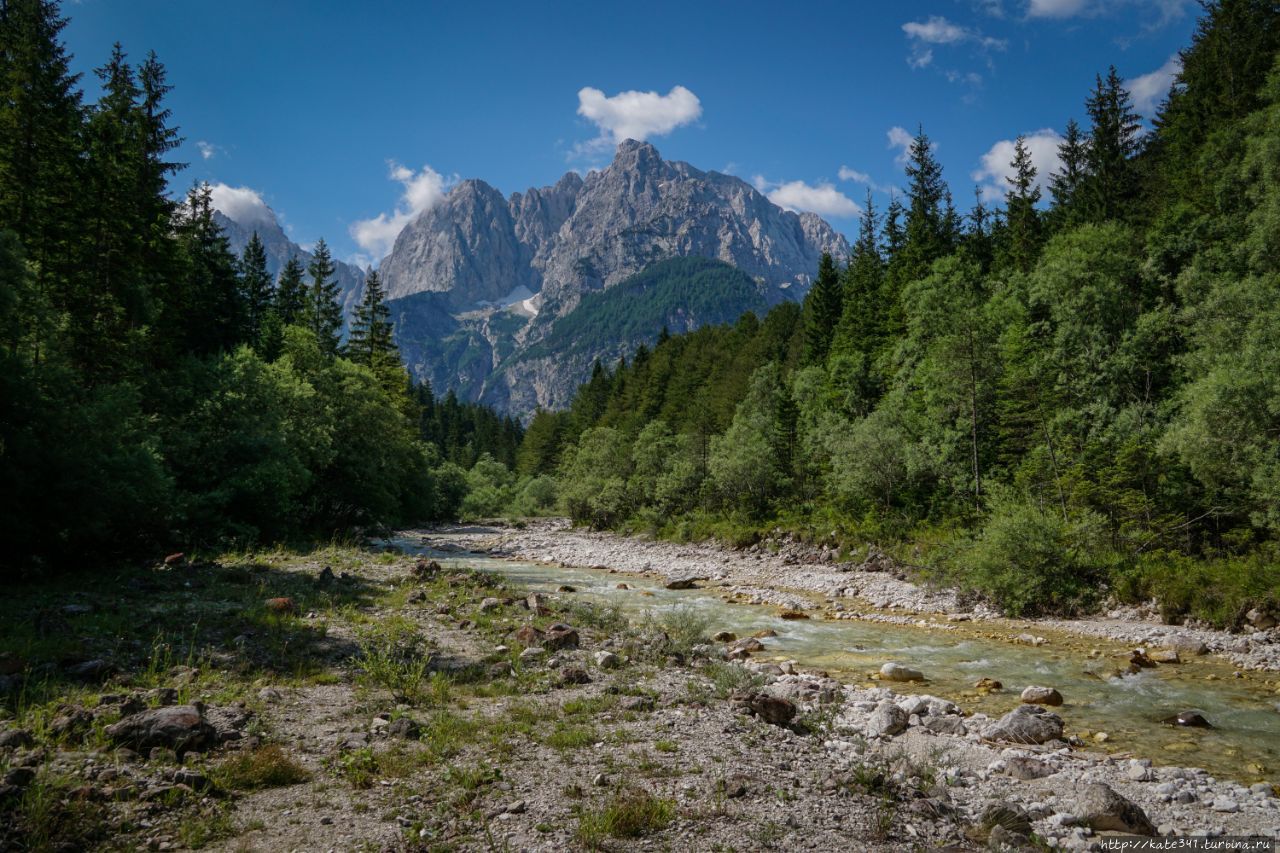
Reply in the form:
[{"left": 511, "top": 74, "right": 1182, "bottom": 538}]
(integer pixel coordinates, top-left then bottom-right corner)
[{"left": 396, "top": 538, "right": 1280, "bottom": 785}]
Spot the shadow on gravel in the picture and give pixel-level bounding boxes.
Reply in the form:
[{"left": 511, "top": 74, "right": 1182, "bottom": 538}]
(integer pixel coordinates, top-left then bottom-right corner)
[{"left": 0, "top": 550, "right": 385, "bottom": 709}]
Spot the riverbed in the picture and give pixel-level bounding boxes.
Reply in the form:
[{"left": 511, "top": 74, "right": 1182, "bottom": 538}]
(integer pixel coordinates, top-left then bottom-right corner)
[{"left": 396, "top": 529, "right": 1280, "bottom": 789}]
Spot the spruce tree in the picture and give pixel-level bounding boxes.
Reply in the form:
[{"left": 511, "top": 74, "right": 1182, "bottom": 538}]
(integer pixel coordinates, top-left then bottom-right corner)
[
  {"left": 162, "top": 183, "right": 246, "bottom": 356},
  {"left": 0, "top": 0, "right": 84, "bottom": 309},
  {"left": 899, "top": 126, "right": 950, "bottom": 279},
  {"left": 883, "top": 193, "right": 906, "bottom": 262},
  {"left": 275, "top": 256, "right": 306, "bottom": 325},
  {"left": 239, "top": 233, "right": 272, "bottom": 341},
  {"left": 1049, "top": 118, "right": 1088, "bottom": 222},
  {"left": 305, "top": 238, "right": 342, "bottom": 355},
  {"left": 964, "top": 188, "right": 994, "bottom": 270},
  {"left": 348, "top": 269, "right": 396, "bottom": 371},
  {"left": 802, "top": 252, "right": 842, "bottom": 364},
  {"left": 833, "top": 190, "right": 885, "bottom": 356},
  {"left": 1082, "top": 66, "right": 1142, "bottom": 222},
  {"left": 1003, "top": 135, "right": 1042, "bottom": 272}
]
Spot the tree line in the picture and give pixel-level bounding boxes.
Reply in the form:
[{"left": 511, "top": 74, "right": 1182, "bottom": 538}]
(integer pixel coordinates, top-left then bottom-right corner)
[
  {"left": 517, "top": 0, "right": 1280, "bottom": 626},
  {"left": 0, "top": 0, "right": 519, "bottom": 575}
]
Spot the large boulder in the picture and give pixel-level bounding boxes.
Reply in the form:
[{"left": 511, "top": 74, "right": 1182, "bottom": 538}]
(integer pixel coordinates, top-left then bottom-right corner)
[
  {"left": 981, "top": 705, "right": 1064, "bottom": 745},
  {"left": 104, "top": 704, "right": 217, "bottom": 755},
  {"left": 664, "top": 577, "right": 704, "bottom": 590},
  {"left": 867, "top": 700, "right": 908, "bottom": 738},
  {"left": 544, "top": 624, "right": 579, "bottom": 651},
  {"left": 748, "top": 694, "right": 797, "bottom": 727},
  {"left": 879, "top": 662, "right": 924, "bottom": 682},
  {"left": 1020, "top": 686, "right": 1063, "bottom": 706},
  {"left": 1074, "top": 782, "right": 1157, "bottom": 835}
]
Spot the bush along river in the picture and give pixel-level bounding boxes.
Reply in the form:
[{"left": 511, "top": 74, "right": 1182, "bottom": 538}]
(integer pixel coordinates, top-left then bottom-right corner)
[{"left": 389, "top": 522, "right": 1280, "bottom": 845}]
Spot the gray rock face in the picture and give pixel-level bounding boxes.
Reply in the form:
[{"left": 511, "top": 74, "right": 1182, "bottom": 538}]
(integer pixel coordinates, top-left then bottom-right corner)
[
  {"left": 533, "top": 140, "right": 848, "bottom": 315},
  {"left": 381, "top": 140, "right": 850, "bottom": 416},
  {"left": 379, "top": 180, "right": 528, "bottom": 310}
]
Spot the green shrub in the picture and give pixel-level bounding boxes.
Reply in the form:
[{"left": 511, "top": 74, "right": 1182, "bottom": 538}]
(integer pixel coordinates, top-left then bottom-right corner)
[{"left": 959, "top": 490, "right": 1113, "bottom": 616}]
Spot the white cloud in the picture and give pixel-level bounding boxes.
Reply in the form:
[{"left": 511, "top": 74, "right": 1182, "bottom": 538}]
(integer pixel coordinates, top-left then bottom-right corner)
[
  {"left": 196, "top": 141, "right": 218, "bottom": 161},
  {"left": 887, "top": 126, "right": 916, "bottom": 167},
  {"left": 1127, "top": 54, "right": 1182, "bottom": 116},
  {"left": 838, "top": 166, "right": 897, "bottom": 195},
  {"left": 575, "top": 85, "right": 702, "bottom": 153},
  {"left": 902, "top": 15, "right": 1006, "bottom": 68},
  {"left": 903, "top": 16, "right": 970, "bottom": 44},
  {"left": 971, "top": 128, "right": 1065, "bottom": 202},
  {"left": 208, "top": 183, "right": 276, "bottom": 228},
  {"left": 838, "top": 166, "right": 871, "bottom": 184},
  {"left": 349, "top": 162, "right": 452, "bottom": 261},
  {"left": 908, "top": 48, "right": 935, "bottom": 69},
  {"left": 1026, "top": 0, "right": 1190, "bottom": 25},
  {"left": 1026, "top": 0, "right": 1089, "bottom": 17},
  {"left": 753, "top": 175, "right": 861, "bottom": 218}
]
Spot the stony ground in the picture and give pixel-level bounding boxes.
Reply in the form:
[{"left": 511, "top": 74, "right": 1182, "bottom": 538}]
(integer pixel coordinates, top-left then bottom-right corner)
[
  {"left": 0, "top": 542, "right": 975, "bottom": 852},
  {"left": 3, "top": 525, "right": 1278, "bottom": 852}
]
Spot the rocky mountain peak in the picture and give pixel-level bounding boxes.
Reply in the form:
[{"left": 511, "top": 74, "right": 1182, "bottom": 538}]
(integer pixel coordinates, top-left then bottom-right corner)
[
  {"left": 381, "top": 140, "right": 852, "bottom": 416},
  {"left": 610, "top": 138, "right": 665, "bottom": 172}
]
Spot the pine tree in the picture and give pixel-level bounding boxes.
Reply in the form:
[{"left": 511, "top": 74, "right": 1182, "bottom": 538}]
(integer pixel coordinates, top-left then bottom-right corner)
[
  {"left": 275, "top": 256, "right": 306, "bottom": 325},
  {"left": 833, "top": 190, "right": 885, "bottom": 356},
  {"left": 0, "top": 0, "right": 84, "bottom": 301},
  {"left": 305, "top": 238, "right": 342, "bottom": 355},
  {"left": 964, "top": 187, "right": 994, "bottom": 270},
  {"left": 162, "top": 183, "right": 246, "bottom": 356},
  {"left": 1049, "top": 118, "right": 1088, "bottom": 222},
  {"left": 899, "top": 126, "right": 950, "bottom": 279},
  {"left": 348, "top": 269, "right": 396, "bottom": 371},
  {"left": 239, "top": 233, "right": 272, "bottom": 341},
  {"left": 883, "top": 193, "right": 906, "bottom": 262},
  {"left": 1082, "top": 66, "right": 1143, "bottom": 222},
  {"left": 1003, "top": 135, "right": 1042, "bottom": 272},
  {"left": 802, "top": 252, "right": 842, "bottom": 364}
]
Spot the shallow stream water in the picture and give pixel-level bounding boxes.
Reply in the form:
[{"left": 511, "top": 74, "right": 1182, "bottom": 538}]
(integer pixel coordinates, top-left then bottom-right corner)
[{"left": 397, "top": 536, "right": 1280, "bottom": 786}]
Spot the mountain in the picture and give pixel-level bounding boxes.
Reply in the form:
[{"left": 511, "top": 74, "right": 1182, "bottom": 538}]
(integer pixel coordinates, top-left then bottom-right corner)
[
  {"left": 381, "top": 140, "right": 850, "bottom": 419},
  {"left": 212, "top": 209, "right": 367, "bottom": 324}
]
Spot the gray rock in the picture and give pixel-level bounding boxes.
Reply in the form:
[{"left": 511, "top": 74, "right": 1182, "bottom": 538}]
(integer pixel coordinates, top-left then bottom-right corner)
[
  {"left": 0, "top": 729, "right": 34, "bottom": 750},
  {"left": 922, "top": 715, "right": 967, "bottom": 736},
  {"left": 1074, "top": 782, "right": 1157, "bottom": 835},
  {"left": 879, "top": 662, "right": 924, "bottom": 682},
  {"left": 981, "top": 705, "right": 1064, "bottom": 745},
  {"left": 664, "top": 577, "right": 704, "bottom": 590},
  {"left": 593, "top": 651, "right": 620, "bottom": 669},
  {"left": 867, "top": 700, "right": 908, "bottom": 738},
  {"left": 387, "top": 717, "right": 421, "bottom": 740},
  {"left": 544, "top": 624, "right": 579, "bottom": 651},
  {"left": 1004, "top": 756, "right": 1056, "bottom": 780},
  {"left": 753, "top": 694, "right": 797, "bottom": 726},
  {"left": 104, "top": 705, "right": 217, "bottom": 755},
  {"left": 1020, "top": 685, "right": 1063, "bottom": 706}
]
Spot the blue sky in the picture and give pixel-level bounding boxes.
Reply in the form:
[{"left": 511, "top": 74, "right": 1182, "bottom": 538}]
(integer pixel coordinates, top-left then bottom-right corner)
[{"left": 63, "top": 0, "right": 1197, "bottom": 266}]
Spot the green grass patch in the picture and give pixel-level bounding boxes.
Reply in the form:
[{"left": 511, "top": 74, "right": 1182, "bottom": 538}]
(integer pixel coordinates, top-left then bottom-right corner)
[
  {"left": 576, "top": 787, "right": 676, "bottom": 848},
  {"left": 212, "top": 744, "right": 310, "bottom": 790}
]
